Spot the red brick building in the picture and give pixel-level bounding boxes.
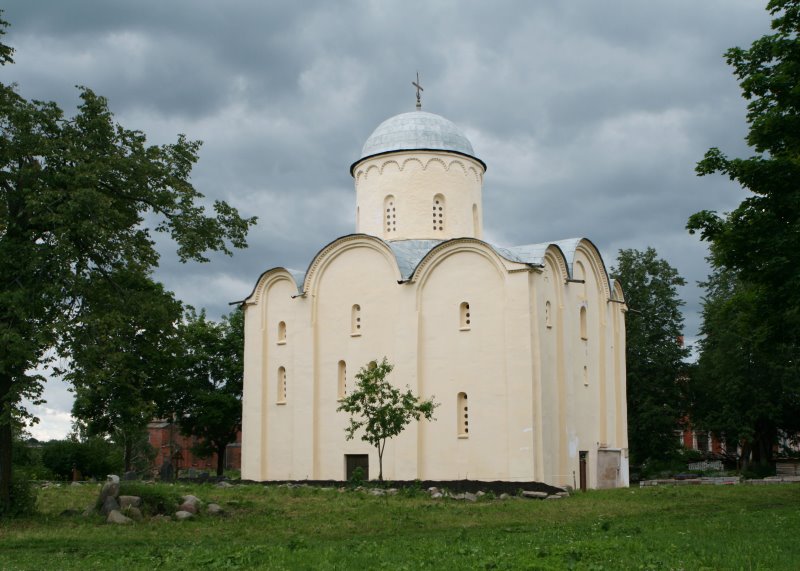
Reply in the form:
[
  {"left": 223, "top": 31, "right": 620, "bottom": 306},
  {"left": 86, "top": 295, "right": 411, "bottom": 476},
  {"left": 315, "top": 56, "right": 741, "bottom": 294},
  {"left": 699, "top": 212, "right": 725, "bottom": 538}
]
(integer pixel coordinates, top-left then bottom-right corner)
[{"left": 147, "top": 420, "right": 241, "bottom": 474}]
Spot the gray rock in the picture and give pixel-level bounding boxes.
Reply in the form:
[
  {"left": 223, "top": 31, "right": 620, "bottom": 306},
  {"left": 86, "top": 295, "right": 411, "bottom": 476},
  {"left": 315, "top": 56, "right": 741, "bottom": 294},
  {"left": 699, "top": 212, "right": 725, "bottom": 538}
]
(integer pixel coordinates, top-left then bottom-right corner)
[
  {"left": 451, "top": 493, "right": 466, "bottom": 500},
  {"left": 101, "top": 495, "right": 120, "bottom": 516},
  {"left": 178, "top": 502, "right": 198, "bottom": 514},
  {"left": 181, "top": 494, "right": 202, "bottom": 507},
  {"left": 106, "top": 510, "right": 132, "bottom": 525},
  {"left": 427, "top": 487, "right": 439, "bottom": 494},
  {"left": 107, "top": 474, "right": 120, "bottom": 484},
  {"left": 151, "top": 514, "right": 172, "bottom": 523},
  {"left": 370, "top": 488, "right": 385, "bottom": 496},
  {"left": 521, "top": 491, "right": 549, "bottom": 499},
  {"left": 499, "top": 493, "right": 510, "bottom": 500},
  {"left": 207, "top": 503, "right": 224, "bottom": 514},
  {"left": 464, "top": 492, "right": 477, "bottom": 502},
  {"left": 545, "top": 494, "right": 562, "bottom": 500},
  {"left": 216, "top": 481, "right": 233, "bottom": 488},
  {"left": 476, "top": 490, "right": 486, "bottom": 497},
  {"left": 386, "top": 488, "right": 398, "bottom": 496},
  {"left": 556, "top": 491, "right": 570, "bottom": 498},
  {"left": 99, "top": 481, "right": 120, "bottom": 504},
  {"left": 119, "top": 495, "right": 141, "bottom": 509},
  {"left": 175, "top": 510, "right": 194, "bottom": 521},
  {"left": 70, "top": 481, "right": 82, "bottom": 487},
  {"left": 431, "top": 492, "right": 443, "bottom": 499},
  {"left": 124, "top": 506, "right": 144, "bottom": 521}
]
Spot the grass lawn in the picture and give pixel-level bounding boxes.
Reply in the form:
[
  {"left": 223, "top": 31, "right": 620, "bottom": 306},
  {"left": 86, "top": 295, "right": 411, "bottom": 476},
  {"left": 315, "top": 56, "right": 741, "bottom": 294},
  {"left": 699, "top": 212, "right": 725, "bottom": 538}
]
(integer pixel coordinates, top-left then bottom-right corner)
[{"left": 1, "top": 482, "right": 798, "bottom": 570}]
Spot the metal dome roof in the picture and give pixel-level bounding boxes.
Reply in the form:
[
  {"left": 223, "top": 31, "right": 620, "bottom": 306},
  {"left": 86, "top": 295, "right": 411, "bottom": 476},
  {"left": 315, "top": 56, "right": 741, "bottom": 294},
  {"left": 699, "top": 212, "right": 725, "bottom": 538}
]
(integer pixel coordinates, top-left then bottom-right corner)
[{"left": 359, "top": 111, "right": 477, "bottom": 161}]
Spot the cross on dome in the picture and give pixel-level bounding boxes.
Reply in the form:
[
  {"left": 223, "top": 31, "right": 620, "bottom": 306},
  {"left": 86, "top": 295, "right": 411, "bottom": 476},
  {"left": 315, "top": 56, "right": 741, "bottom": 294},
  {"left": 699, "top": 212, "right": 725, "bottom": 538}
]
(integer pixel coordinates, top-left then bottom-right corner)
[{"left": 412, "top": 72, "right": 423, "bottom": 110}]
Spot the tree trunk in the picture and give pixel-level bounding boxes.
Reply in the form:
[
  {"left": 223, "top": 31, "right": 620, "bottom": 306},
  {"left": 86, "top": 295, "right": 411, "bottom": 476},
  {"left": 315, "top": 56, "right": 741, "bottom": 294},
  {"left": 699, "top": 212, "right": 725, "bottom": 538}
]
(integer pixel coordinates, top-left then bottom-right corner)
[
  {"left": 124, "top": 437, "right": 132, "bottom": 473},
  {"left": 0, "top": 414, "right": 12, "bottom": 512},
  {"left": 216, "top": 442, "right": 226, "bottom": 477},
  {"left": 740, "top": 440, "right": 751, "bottom": 472},
  {"left": 377, "top": 442, "right": 383, "bottom": 482}
]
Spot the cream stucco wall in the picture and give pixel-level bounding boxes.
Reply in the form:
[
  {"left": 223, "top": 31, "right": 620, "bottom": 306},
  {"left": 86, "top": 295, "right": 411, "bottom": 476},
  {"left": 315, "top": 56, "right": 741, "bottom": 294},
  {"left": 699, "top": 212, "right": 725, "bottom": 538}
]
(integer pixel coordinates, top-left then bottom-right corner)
[
  {"left": 241, "top": 235, "right": 629, "bottom": 488},
  {"left": 353, "top": 151, "right": 484, "bottom": 241}
]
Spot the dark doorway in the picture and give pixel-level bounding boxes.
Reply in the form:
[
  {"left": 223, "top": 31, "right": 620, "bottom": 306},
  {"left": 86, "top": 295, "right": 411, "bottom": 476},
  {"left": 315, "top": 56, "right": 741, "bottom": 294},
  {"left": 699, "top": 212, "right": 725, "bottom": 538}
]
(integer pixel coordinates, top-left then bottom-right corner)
[
  {"left": 579, "top": 451, "right": 588, "bottom": 491},
  {"left": 345, "top": 454, "right": 369, "bottom": 481}
]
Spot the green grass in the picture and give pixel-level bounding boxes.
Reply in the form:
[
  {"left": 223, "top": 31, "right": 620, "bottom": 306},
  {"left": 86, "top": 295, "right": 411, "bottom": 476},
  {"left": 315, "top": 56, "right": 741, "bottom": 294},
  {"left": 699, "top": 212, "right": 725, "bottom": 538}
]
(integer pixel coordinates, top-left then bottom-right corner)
[{"left": 1, "top": 483, "right": 799, "bottom": 570}]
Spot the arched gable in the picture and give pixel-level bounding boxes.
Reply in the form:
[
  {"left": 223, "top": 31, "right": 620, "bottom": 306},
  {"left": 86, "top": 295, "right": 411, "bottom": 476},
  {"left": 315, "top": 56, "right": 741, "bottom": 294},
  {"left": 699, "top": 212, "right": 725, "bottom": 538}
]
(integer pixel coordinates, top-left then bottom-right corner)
[
  {"left": 572, "top": 239, "right": 612, "bottom": 301},
  {"left": 611, "top": 279, "right": 627, "bottom": 305},
  {"left": 543, "top": 245, "right": 571, "bottom": 284},
  {"left": 302, "top": 233, "right": 402, "bottom": 295},
  {"left": 244, "top": 268, "right": 299, "bottom": 306},
  {"left": 411, "top": 239, "right": 511, "bottom": 304}
]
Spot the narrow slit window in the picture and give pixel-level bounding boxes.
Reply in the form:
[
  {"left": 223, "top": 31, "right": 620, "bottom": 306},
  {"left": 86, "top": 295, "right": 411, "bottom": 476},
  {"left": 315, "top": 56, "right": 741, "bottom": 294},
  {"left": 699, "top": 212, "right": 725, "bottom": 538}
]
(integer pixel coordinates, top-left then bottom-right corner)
[
  {"left": 277, "top": 321, "right": 287, "bottom": 344},
  {"left": 277, "top": 366, "right": 287, "bottom": 404},
  {"left": 457, "top": 392, "right": 469, "bottom": 437},
  {"left": 472, "top": 203, "right": 479, "bottom": 236},
  {"left": 459, "top": 301, "right": 471, "bottom": 330},
  {"left": 337, "top": 360, "right": 347, "bottom": 399},
  {"left": 580, "top": 306, "right": 587, "bottom": 340},
  {"left": 545, "top": 301, "right": 552, "bottom": 329},
  {"left": 433, "top": 194, "right": 445, "bottom": 232},
  {"left": 583, "top": 365, "right": 588, "bottom": 387},
  {"left": 351, "top": 304, "right": 362, "bottom": 335},
  {"left": 384, "top": 195, "right": 396, "bottom": 236}
]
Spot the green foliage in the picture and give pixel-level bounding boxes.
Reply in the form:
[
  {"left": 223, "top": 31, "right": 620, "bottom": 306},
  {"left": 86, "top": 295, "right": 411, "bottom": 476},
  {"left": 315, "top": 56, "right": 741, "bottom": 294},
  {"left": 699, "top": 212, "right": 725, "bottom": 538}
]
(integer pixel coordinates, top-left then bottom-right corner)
[
  {"left": 39, "top": 437, "right": 123, "bottom": 480},
  {"left": 171, "top": 307, "right": 244, "bottom": 476},
  {"left": 337, "top": 358, "right": 438, "bottom": 481},
  {"left": 116, "top": 481, "right": 181, "bottom": 516},
  {"left": 687, "top": 0, "right": 800, "bottom": 466},
  {"left": 0, "top": 472, "right": 37, "bottom": 518},
  {"left": 348, "top": 466, "right": 365, "bottom": 488},
  {"left": 611, "top": 248, "right": 690, "bottom": 464},
  {"left": 0, "top": 15, "right": 255, "bottom": 509}
]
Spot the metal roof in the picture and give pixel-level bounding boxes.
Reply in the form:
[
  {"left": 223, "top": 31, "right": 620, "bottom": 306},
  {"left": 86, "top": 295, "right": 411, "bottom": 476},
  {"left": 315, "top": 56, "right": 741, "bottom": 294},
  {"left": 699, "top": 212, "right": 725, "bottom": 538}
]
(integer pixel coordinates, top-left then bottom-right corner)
[{"left": 360, "top": 111, "right": 477, "bottom": 160}]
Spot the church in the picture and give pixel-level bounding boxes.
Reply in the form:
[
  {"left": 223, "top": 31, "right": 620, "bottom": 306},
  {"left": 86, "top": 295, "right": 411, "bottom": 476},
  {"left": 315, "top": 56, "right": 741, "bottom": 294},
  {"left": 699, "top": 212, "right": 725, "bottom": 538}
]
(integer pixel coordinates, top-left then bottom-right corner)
[{"left": 240, "top": 94, "right": 630, "bottom": 490}]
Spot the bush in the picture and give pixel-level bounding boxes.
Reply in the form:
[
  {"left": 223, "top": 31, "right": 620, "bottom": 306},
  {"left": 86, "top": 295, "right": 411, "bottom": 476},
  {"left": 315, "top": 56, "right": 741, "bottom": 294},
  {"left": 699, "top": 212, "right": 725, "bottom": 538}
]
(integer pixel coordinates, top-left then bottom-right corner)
[
  {"left": 0, "top": 473, "right": 38, "bottom": 518},
  {"left": 40, "top": 437, "right": 123, "bottom": 480},
  {"left": 116, "top": 482, "right": 181, "bottom": 515}
]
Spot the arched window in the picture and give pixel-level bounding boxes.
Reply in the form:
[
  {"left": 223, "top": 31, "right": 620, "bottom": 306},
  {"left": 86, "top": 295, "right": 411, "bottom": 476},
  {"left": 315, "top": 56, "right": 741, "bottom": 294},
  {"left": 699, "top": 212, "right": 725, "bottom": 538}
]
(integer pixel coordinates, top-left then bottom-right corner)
[
  {"left": 337, "top": 360, "right": 347, "bottom": 399},
  {"left": 433, "top": 194, "right": 445, "bottom": 232},
  {"left": 459, "top": 301, "right": 471, "bottom": 330},
  {"left": 583, "top": 365, "right": 588, "bottom": 387},
  {"left": 277, "top": 366, "right": 287, "bottom": 404},
  {"left": 277, "top": 321, "right": 287, "bottom": 344},
  {"left": 545, "top": 301, "right": 552, "bottom": 329},
  {"left": 384, "top": 195, "right": 396, "bottom": 236},
  {"left": 457, "top": 392, "right": 469, "bottom": 437},
  {"left": 351, "top": 304, "right": 362, "bottom": 335},
  {"left": 472, "top": 203, "right": 479, "bottom": 236},
  {"left": 580, "top": 306, "right": 587, "bottom": 340}
]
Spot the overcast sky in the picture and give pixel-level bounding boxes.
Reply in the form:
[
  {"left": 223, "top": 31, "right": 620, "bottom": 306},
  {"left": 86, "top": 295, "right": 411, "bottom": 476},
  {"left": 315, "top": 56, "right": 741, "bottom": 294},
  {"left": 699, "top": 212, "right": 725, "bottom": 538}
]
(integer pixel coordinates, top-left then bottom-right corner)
[{"left": 5, "top": 1, "right": 770, "bottom": 440}]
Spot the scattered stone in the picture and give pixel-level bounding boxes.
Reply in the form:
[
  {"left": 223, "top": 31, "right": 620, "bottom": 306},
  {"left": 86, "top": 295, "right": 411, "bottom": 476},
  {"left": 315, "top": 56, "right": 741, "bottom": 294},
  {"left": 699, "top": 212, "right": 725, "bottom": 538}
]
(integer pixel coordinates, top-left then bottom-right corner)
[
  {"left": 102, "top": 495, "right": 120, "bottom": 516},
  {"left": 107, "top": 475, "right": 120, "bottom": 484},
  {"left": 124, "top": 506, "right": 144, "bottom": 521},
  {"left": 545, "top": 495, "right": 562, "bottom": 500},
  {"left": 151, "top": 514, "right": 172, "bottom": 523},
  {"left": 106, "top": 510, "right": 132, "bottom": 525},
  {"left": 521, "top": 491, "right": 549, "bottom": 499},
  {"left": 499, "top": 493, "right": 510, "bottom": 500},
  {"left": 370, "top": 489, "right": 385, "bottom": 496},
  {"left": 207, "top": 503, "right": 224, "bottom": 515},
  {"left": 178, "top": 502, "right": 198, "bottom": 514},
  {"left": 556, "top": 491, "right": 570, "bottom": 498},
  {"left": 70, "top": 481, "right": 82, "bottom": 487},
  {"left": 181, "top": 494, "right": 202, "bottom": 508},
  {"left": 476, "top": 491, "right": 486, "bottom": 498},
  {"left": 123, "top": 471, "right": 138, "bottom": 481},
  {"left": 464, "top": 492, "right": 477, "bottom": 502},
  {"left": 216, "top": 481, "right": 233, "bottom": 488},
  {"left": 431, "top": 492, "right": 443, "bottom": 499},
  {"left": 386, "top": 488, "right": 398, "bottom": 496},
  {"left": 119, "top": 495, "right": 142, "bottom": 509},
  {"left": 427, "top": 487, "right": 439, "bottom": 494},
  {"left": 175, "top": 510, "right": 194, "bottom": 521}
]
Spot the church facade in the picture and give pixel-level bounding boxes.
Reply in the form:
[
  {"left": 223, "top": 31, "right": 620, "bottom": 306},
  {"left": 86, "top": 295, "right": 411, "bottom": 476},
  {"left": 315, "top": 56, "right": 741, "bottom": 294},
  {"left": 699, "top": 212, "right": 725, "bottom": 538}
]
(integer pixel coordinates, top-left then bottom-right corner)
[{"left": 240, "top": 108, "right": 629, "bottom": 490}]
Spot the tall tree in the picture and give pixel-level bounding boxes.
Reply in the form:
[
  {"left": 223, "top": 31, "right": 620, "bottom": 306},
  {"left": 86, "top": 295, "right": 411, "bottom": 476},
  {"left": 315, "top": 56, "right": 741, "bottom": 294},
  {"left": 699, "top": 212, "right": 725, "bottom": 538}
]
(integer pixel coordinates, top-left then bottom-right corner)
[
  {"left": 0, "top": 17, "right": 256, "bottom": 509},
  {"left": 611, "top": 248, "right": 690, "bottom": 465},
  {"left": 337, "top": 358, "right": 438, "bottom": 482},
  {"left": 687, "top": 0, "right": 800, "bottom": 466},
  {"left": 67, "top": 269, "right": 182, "bottom": 472},
  {"left": 172, "top": 307, "right": 244, "bottom": 477}
]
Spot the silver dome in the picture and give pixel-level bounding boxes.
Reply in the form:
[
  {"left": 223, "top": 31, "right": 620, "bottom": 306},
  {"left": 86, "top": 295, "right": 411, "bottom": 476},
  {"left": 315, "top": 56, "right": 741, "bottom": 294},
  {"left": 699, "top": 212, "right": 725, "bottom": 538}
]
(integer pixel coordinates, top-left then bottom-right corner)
[{"left": 359, "top": 111, "right": 477, "bottom": 160}]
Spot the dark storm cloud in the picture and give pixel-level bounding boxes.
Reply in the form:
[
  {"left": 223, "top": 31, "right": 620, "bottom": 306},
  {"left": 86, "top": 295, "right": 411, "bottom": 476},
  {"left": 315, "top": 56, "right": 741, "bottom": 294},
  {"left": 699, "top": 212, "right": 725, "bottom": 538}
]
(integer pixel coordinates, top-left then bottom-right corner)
[{"left": 5, "top": 0, "right": 770, "bottom": 437}]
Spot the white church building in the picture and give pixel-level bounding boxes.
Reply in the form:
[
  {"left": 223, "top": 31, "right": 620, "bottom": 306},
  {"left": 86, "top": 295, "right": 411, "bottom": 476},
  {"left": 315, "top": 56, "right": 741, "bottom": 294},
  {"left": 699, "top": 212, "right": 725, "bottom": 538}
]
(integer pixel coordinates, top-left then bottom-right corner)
[{"left": 240, "top": 102, "right": 629, "bottom": 490}]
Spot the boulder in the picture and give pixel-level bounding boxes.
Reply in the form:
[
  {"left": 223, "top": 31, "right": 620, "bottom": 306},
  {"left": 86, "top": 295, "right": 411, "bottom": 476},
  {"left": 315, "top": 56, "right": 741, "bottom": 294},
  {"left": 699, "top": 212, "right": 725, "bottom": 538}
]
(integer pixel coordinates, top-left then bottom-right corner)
[
  {"left": 427, "top": 487, "right": 439, "bottom": 494},
  {"left": 431, "top": 492, "right": 443, "bottom": 499},
  {"left": 499, "top": 493, "right": 510, "bottom": 500},
  {"left": 216, "top": 481, "right": 233, "bottom": 488},
  {"left": 181, "top": 494, "right": 202, "bottom": 507},
  {"left": 521, "top": 491, "right": 549, "bottom": 499},
  {"left": 206, "top": 503, "right": 224, "bottom": 515},
  {"left": 107, "top": 475, "right": 120, "bottom": 484},
  {"left": 545, "top": 495, "right": 562, "bottom": 500},
  {"left": 386, "top": 488, "right": 398, "bottom": 496},
  {"left": 119, "top": 495, "right": 142, "bottom": 509},
  {"left": 370, "top": 488, "right": 385, "bottom": 496},
  {"left": 476, "top": 491, "right": 486, "bottom": 498},
  {"left": 464, "top": 492, "right": 477, "bottom": 502},
  {"left": 178, "top": 502, "right": 198, "bottom": 514},
  {"left": 99, "top": 480, "right": 120, "bottom": 504},
  {"left": 124, "top": 506, "right": 144, "bottom": 521},
  {"left": 101, "top": 495, "right": 120, "bottom": 516},
  {"left": 106, "top": 510, "right": 133, "bottom": 525},
  {"left": 175, "top": 510, "right": 195, "bottom": 521}
]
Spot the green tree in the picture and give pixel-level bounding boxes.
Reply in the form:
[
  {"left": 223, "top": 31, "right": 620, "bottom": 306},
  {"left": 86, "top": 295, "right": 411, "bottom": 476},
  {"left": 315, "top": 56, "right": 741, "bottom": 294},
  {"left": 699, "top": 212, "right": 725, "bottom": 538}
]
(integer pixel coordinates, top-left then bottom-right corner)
[
  {"left": 337, "top": 358, "right": 437, "bottom": 482},
  {"left": 687, "top": 0, "right": 800, "bottom": 466},
  {"left": 172, "top": 307, "right": 244, "bottom": 477},
  {"left": 67, "top": 269, "right": 182, "bottom": 472},
  {"left": 0, "top": 16, "right": 256, "bottom": 510},
  {"left": 611, "top": 248, "right": 690, "bottom": 466}
]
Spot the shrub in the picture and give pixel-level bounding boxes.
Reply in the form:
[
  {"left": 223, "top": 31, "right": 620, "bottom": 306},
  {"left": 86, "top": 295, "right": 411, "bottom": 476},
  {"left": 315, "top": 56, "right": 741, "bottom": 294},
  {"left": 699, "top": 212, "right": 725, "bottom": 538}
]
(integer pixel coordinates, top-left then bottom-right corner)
[
  {"left": 116, "top": 482, "right": 181, "bottom": 515},
  {"left": 0, "top": 473, "right": 38, "bottom": 518}
]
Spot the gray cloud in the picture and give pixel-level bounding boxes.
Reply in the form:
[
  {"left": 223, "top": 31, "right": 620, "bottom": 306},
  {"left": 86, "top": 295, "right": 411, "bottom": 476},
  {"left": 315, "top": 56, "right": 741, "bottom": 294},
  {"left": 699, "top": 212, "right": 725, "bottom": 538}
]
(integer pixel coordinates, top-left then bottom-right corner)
[{"left": 6, "top": 0, "right": 769, "bottom": 438}]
